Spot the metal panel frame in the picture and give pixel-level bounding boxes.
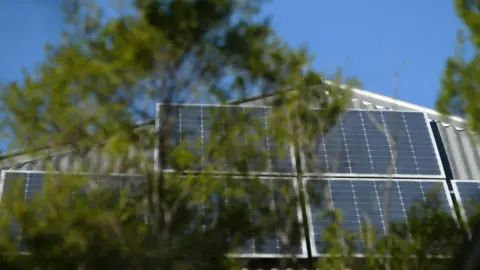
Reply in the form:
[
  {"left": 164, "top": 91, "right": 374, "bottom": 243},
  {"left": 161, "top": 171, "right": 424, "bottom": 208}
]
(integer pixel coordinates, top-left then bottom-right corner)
[
  {"left": 300, "top": 111, "right": 446, "bottom": 179},
  {"left": 154, "top": 103, "right": 298, "bottom": 176},
  {"left": 423, "top": 112, "right": 447, "bottom": 179},
  {"left": 303, "top": 178, "right": 455, "bottom": 258},
  {"left": 451, "top": 180, "right": 480, "bottom": 228}
]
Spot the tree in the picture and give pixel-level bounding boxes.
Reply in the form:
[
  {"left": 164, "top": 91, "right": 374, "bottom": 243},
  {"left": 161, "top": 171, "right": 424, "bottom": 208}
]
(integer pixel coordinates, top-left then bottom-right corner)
[
  {"left": 0, "top": 0, "right": 350, "bottom": 269},
  {"left": 0, "top": 1, "right": 464, "bottom": 269},
  {"left": 437, "top": 1, "right": 479, "bottom": 131}
]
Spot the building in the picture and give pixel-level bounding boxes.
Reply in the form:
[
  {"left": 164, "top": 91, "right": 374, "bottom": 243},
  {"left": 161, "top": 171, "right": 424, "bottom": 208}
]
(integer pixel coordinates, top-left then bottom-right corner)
[{"left": 0, "top": 82, "right": 479, "bottom": 269}]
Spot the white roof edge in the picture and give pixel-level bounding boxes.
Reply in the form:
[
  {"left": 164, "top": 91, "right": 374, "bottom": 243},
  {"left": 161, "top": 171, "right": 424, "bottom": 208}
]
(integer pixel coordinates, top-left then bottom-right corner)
[{"left": 323, "top": 80, "right": 467, "bottom": 125}]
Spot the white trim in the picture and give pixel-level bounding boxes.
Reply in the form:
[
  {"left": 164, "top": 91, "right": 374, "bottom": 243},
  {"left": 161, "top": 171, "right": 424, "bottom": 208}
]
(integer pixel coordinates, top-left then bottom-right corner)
[
  {"left": 2, "top": 170, "right": 144, "bottom": 177},
  {"left": 291, "top": 175, "right": 309, "bottom": 258},
  {"left": 0, "top": 170, "right": 6, "bottom": 204},
  {"left": 155, "top": 169, "right": 297, "bottom": 177},
  {"left": 157, "top": 102, "right": 272, "bottom": 109},
  {"left": 154, "top": 103, "right": 161, "bottom": 172},
  {"left": 160, "top": 102, "right": 451, "bottom": 114},
  {"left": 442, "top": 181, "right": 458, "bottom": 223},
  {"left": 302, "top": 172, "right": 444, "bottom": 179},
  {"left": 303, "top": 177, "right": 456, "bottom": 257}
]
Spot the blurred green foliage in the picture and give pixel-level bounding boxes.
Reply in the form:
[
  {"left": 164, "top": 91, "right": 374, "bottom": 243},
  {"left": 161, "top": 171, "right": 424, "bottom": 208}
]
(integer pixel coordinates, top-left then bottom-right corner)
[
  {"left": 0, "top": 0, "right": 470, "bottom": 269},
  {"left": 437, "top": 0, "right": 480, "bottom": 132}
]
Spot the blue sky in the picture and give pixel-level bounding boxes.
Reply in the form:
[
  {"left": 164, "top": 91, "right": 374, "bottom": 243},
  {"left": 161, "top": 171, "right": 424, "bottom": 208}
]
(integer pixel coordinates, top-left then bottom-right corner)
[
  {"left": 0, "top": 0, "right": 464, "bottom": 151},
  {"left": 262, "top": 0, "right": 463, "bottom": 108}
]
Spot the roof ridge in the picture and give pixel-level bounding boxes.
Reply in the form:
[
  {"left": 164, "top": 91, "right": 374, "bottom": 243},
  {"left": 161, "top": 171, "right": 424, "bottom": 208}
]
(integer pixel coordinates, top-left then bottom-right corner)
[{"left": 340, "top": 82, "right": 466, "bottom": 125}]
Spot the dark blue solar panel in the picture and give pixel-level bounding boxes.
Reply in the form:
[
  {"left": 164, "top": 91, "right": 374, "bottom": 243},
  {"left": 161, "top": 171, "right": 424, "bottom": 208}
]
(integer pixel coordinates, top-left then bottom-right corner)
[
  {"left": 305, "top": 110, "right": 442, "bottom": 176},
  {"left": 453, "top": 181, "right": 480, "bottom": 222},
  {"left": 196, "top": 177, "right": 305, "bottom": 257},
  {"left": 159, "top": 104, "right": 294, "bottom": 174},
  {"left": 305, "top": 179, "right": 452, "bottom": 256}
]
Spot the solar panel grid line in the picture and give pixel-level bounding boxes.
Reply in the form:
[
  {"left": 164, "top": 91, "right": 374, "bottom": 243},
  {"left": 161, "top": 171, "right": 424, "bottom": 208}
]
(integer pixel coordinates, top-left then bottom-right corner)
[
  {"left": 350, "top": 179, "right": 366, "bottom": 248},
  {"left": 338, "top": 115, "right": 353, "bottom": 174},
  {"left": 357, "top": 111, "right": 375, "bottom": 171},
  {"left": 200, "top": 105, "right": 205, "bottom": 167},
  {"left": 371, "top": 179, "right": 387, "bottom": 235},
  {"left": 377, "top": 110, "right": 398, "bottom": 175},
  {"left": 417, "top": 178, "right": 427, "bottom": 204},
  {"left": 393, "top": 180, "right": 411, "bottom": 238},
  {"left": 319, "top": 132, "right": 330, "bottom": 172},
  {"left": 304, "top": 178, "right": 455, "bottom": 257},
  {"left": 399, "top": 112, "right": 420, "bottom": 174},
  {"left": 263, "top": 108, "right": 273, "bottom": 173}
]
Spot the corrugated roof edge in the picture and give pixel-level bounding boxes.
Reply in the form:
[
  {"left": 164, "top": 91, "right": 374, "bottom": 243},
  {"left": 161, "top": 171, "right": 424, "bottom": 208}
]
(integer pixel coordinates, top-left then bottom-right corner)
[{"left": 0, "top": 80, "right": 469, "bottom": 168}]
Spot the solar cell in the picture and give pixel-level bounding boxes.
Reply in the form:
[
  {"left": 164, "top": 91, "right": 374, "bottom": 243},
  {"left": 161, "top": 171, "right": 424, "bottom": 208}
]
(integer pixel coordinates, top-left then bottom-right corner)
[
  {"left": 452, "top": 180, "right": 480, "bottom": 224},
  {"left": 193, "top": 176, "right": 307, "bottom": 258},
  {"left": 156, "top": 104, "right": 295, "bottom": 174},
  {"left": 303, "top": 110, "right": 444, "bottom": 177},
  {"left": 304, "top": 178, "right": 453, "bottom": 256}
]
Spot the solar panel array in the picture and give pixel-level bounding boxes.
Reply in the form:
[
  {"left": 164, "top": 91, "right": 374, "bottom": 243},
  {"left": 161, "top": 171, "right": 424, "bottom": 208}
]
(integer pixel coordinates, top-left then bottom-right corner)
[
  {"left": 159, "top": 105, "right": 443, "bottom": 177},
  {"left": 155, "top": 103, "right": 453, "bottom": 257},
  {"left": 304, "top": 110, "right": 443, "bottom": 177},
  {"left": 304, "top": 178, "right": 453, "bottom": 256},
  {"left": 452, "top": 181, "right": 480, "bottom": 224},
  {"left": 158, "top": 104, "right": 295, "bottom": 174},
  {"left": 0, "top": 103, "right": 452, "bottom": 258}
]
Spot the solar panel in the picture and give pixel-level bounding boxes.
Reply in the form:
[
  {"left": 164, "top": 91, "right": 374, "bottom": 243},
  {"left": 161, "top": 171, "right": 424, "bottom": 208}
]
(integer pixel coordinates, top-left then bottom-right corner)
[
  {"left": 156, "top": 104, "right": 295, "bottom": 175},
  {"left": 0, "top": 170, "right": 145, "bottom": 244},
  {"left": 193, "top": 176, "right": 307, "bottom": 258},
  {"left": 452, "top": 180, "right": 480, "bottom": 224},
  {"left": 303, "top": 110, "right": 444, "bottom": 178},
  {"left": 304, "top": 178, "right": 453, "bottom": 256}
]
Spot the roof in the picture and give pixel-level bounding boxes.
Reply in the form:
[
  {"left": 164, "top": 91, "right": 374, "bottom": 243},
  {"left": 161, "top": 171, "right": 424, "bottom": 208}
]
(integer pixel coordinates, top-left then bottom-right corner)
[{"left": 1, "top": 81, "right": 478, "bottom": 180}]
